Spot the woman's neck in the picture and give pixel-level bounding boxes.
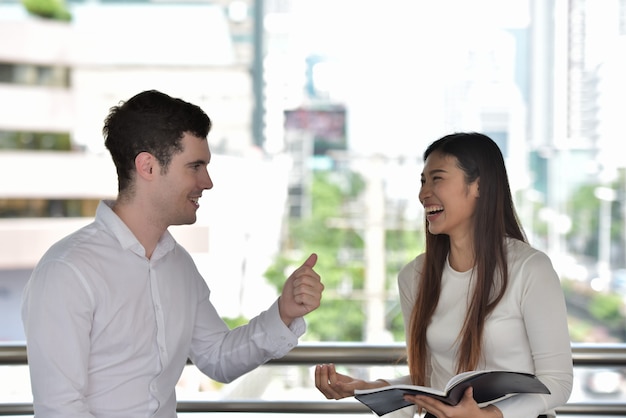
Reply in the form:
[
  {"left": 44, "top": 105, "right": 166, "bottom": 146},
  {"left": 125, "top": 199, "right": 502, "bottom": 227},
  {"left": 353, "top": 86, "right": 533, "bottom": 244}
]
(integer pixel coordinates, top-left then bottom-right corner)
[{"left": 448, "top": 238, "right": 475, "bottom": 272}]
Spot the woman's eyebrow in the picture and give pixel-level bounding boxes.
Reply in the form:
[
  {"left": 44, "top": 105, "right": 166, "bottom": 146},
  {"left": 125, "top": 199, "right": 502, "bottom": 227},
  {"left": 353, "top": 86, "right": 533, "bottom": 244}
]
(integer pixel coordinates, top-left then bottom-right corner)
[{"left": 422, "top": 168, "right": 447, "bottom": 177}]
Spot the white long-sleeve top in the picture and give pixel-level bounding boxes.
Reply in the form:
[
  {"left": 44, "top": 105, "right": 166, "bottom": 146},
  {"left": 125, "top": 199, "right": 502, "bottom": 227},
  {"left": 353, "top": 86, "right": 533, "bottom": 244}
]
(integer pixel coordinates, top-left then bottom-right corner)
[
  {"left": 21, "top": 200, "right": 304, "bottom": 418},
  {"left": 393, "top": 238, "right": 573, "bottom": 418}
]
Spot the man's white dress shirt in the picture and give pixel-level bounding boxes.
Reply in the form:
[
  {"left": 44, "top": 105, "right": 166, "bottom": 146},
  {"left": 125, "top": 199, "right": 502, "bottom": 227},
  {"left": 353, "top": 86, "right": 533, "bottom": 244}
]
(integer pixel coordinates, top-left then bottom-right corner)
[{"left": 22, "top": 200, "right": 305, "bottom": 417}]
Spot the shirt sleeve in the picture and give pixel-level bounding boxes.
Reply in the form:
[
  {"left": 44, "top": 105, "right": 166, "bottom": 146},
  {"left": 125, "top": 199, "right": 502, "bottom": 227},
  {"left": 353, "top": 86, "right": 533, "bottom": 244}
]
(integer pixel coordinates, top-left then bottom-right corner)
[
  {"left": 493, "top": 251, "right": 573, "bottom": 418},
  {"left": 189, "top": 292, "right": 305, "bottom": 383},
  {"left": 21, "top": 259, "right": 96, "bottom": 418}
]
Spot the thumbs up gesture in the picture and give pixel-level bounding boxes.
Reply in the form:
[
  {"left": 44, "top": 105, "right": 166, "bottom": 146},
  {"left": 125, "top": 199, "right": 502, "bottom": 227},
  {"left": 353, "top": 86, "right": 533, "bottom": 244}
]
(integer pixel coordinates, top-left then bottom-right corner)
[{"left": 278, "top": 253, "right": 324, "bottom": 326}]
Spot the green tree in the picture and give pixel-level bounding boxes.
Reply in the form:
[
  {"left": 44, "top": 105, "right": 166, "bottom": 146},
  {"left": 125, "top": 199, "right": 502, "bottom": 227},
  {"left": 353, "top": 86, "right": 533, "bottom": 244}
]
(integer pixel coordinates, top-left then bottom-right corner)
[
  {"left": 566, "top": 173, "right": 624, "bottom": 262},
  {"left": 264, "top": 169, "right": 422, "bottom": 342},
  {"left": 21, "top": 0, "right": 71, "bottom": 21}
]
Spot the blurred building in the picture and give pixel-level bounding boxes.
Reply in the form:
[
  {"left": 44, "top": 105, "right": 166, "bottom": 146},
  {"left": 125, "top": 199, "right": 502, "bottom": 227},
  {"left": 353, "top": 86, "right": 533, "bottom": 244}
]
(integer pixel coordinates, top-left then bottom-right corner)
[
  {"left": 0, "top": 0, "right": 289, "bottom": 341},
  {"left": 529, "top": 0, "right": 626, "bottom": 265}
]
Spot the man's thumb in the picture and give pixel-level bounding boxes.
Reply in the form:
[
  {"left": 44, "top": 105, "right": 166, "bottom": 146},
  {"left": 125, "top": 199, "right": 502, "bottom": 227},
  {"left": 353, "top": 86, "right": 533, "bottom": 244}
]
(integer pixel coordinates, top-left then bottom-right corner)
[{"left": 303, "top": 253, "right": 318, "bottom": 268}]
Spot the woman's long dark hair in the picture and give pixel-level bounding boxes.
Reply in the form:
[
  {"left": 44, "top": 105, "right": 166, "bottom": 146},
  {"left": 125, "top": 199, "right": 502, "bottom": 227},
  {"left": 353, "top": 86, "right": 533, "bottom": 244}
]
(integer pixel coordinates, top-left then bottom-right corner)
[{"left": 407, "top": 132, "right": 527, "bottom": 385}]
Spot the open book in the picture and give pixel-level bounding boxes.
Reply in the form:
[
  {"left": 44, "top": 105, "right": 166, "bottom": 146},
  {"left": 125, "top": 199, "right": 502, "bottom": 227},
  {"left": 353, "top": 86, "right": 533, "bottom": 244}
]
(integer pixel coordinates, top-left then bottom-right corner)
[{"left": 354, "top": 370, "right": 550, "bottom": 416}]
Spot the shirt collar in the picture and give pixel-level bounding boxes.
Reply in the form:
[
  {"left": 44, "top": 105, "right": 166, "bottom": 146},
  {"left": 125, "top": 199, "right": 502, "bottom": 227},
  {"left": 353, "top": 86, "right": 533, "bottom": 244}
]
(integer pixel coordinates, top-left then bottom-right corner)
[{"left": 96, "top": 200, "right": 176, "bottom": 259}]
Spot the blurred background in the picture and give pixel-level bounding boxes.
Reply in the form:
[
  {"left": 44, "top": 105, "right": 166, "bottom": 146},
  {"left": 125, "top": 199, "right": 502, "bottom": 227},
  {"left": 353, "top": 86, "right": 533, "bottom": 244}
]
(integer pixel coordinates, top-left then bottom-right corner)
[{"left": 1, "top": 0, "right": 626, "bottom": 413}]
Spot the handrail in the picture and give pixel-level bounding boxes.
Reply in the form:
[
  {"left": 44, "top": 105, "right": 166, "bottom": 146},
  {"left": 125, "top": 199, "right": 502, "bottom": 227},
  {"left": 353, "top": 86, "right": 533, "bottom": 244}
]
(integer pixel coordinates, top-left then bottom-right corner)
[
  {"left": 2, "top": 343, "right": 626, "bottom": 416},
  {"left": 4, "top": 342, "right": 626, "bottom": 365},
  {"left": 0, "top": 344, "right": 27, "bottom": 365},
  {"left": 2, "top": 400, "right": 626, "bottom": 416}
]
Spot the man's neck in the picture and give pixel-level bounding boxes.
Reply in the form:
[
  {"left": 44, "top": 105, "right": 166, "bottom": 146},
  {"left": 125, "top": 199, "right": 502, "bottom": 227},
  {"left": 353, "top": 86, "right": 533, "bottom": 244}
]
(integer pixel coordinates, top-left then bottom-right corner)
[{"left": 111, "top": 200, "right": 164, "bottom": 259}]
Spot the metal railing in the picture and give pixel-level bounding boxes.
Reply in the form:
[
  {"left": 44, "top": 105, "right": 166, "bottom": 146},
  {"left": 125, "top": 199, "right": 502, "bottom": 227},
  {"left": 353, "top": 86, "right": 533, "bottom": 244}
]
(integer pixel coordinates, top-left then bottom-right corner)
[{"left": 1, "top": 343, "right": 626, "bottom": 415}]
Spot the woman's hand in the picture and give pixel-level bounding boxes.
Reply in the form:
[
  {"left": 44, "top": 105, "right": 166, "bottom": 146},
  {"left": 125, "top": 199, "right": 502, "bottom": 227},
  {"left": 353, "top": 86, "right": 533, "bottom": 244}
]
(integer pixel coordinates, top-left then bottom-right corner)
[
  {"left": 403, "top": 387, "right": 503, "bottom": 418},
  {"left": 314, "top": 363, "right": 388, "bottom": 400}
]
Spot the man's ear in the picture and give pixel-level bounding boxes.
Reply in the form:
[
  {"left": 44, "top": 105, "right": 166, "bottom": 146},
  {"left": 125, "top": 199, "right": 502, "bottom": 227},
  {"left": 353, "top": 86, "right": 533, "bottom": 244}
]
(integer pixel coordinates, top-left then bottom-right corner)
[{"left": 135, "top": 152, "right": 156, "bottom": 180}]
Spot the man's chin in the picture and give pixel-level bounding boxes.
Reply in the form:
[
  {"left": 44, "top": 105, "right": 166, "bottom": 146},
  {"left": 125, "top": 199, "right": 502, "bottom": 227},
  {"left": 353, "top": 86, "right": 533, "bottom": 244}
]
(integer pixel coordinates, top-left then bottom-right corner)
[{"left": 171, "top": 216, "right": 197, "bottom": 226}]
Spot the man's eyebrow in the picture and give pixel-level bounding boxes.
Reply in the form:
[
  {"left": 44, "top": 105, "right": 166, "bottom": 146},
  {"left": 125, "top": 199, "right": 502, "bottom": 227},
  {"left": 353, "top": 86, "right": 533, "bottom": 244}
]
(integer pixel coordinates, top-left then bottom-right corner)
[{"left": 187, "top": 159, "right": 209, "bottom": 166}]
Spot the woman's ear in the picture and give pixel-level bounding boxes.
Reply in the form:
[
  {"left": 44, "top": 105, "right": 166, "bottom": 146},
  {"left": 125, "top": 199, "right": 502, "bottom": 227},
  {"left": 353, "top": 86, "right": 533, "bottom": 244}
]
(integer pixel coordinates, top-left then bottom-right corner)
[{"left": 135, "top": 152, "right": 156, "bottom": 180}]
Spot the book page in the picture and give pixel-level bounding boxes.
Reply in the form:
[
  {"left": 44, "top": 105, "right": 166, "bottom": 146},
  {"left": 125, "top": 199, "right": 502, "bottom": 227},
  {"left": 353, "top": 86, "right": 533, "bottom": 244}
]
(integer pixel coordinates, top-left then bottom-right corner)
[
  {"left": 445, "top": 370, "right": 488, "bottom": 391},
  {"left": 355, "top": 383, "right": 446, "bottom": 397}
]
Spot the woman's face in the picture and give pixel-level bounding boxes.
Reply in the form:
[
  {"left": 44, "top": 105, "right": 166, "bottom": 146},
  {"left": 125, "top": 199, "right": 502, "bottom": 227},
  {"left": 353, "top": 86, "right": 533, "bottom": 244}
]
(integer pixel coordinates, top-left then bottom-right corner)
[{"left": 419, "top": 150, "right": 479, "bottom": 242}]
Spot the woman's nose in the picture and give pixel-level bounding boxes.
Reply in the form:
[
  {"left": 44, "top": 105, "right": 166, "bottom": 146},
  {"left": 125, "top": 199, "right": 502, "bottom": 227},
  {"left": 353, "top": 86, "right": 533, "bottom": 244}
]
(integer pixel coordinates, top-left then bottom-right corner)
[{"left": 418, "top": 184, "right": 428, "bottom": 203}]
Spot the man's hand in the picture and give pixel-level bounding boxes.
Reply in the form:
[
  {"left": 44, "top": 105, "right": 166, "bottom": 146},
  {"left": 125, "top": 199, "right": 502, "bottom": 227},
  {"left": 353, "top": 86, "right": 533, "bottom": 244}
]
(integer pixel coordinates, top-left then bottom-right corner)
[{"left": 278, "top": 253, "right": 323, "bottom": 326}]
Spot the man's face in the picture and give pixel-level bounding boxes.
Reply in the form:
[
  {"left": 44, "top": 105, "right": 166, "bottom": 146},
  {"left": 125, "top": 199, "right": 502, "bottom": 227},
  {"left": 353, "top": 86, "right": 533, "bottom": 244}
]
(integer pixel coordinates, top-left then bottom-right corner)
[{"left": 152, "top": 132, "right": 213, "bottom": 227}]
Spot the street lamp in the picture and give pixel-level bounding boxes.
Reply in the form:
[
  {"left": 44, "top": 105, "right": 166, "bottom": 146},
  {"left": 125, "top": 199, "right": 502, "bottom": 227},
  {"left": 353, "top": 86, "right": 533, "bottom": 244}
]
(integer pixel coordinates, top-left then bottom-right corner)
[{"left": 593, "top": 186, "right": 616, "bottom": 291}]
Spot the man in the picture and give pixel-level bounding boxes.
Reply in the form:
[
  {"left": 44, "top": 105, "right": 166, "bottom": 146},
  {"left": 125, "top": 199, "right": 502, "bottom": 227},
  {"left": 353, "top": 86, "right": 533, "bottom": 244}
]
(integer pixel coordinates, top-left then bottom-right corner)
[{"left": 21, "top": 90, "right": 324, "bottom": 417}]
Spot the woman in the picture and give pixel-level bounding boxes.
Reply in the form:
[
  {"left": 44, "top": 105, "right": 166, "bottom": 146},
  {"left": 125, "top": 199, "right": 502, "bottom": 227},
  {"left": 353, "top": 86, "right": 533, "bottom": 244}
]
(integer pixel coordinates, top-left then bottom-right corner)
[{"left": 315, "top": 132, "right": 573, "bottom": 418}]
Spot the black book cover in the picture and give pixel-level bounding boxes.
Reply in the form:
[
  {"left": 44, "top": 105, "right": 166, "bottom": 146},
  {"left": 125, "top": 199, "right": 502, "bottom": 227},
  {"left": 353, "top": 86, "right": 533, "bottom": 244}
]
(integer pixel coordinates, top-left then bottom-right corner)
[{"left": 354, "top": 370, "right": 550, "bottom": 416}]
